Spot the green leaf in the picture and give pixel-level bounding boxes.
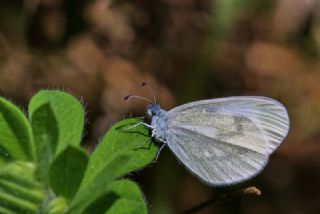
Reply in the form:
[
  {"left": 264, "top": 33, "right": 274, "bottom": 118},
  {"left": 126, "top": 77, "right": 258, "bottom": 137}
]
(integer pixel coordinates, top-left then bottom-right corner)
[
  {"left": 0, "top": 97, "right": 35, "bottom": 162},
  {"left": 0, "top": 161, "right": 44, "bottom": 214},
  {"left": 49, "top": 146, "right": 88, "bottom": 202},
  {"left": 30, "top": 103, "right": 58, "bottom": 182},
  {"left": 105, "top": 181, "right": 147, "bottom": 214},
  {"left": 84, "top": 180, "right": 147, "bottom": 214},
  {"left": 29, "top": 90, "right": 84, "bottom": 155},
  {"left": 106, "top": 199, "right": 145, "bottom": 214},
  {"left": 80, "top": 118, "right": 158, "bottom": 190},
  {"left": 69, "top": 153, "right": 133, "bottom": 214},
  {"left": 44, "top": 197, "right": 68, "bottom": 214}
]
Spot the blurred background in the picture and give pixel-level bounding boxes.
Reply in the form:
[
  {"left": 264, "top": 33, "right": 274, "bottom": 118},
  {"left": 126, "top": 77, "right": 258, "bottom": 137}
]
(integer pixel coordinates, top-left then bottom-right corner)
[{"left": 1, "top": 0, "right": 320, "bottom": 213}]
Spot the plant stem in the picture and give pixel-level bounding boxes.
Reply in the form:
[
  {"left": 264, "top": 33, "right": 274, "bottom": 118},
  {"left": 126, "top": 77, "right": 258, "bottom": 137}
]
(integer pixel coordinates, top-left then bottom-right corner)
[{"left": 180, "top": 186, "right": 261, "bottom": 214}]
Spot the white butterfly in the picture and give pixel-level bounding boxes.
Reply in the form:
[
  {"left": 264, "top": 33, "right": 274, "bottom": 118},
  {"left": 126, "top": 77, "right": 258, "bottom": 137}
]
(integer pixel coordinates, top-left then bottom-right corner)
[{"left": 125, "top": 84, "right": 290, "bottom": 186}]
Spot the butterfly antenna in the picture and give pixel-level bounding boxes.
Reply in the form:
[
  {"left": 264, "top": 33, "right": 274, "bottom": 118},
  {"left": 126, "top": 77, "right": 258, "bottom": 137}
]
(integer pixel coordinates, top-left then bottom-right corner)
[
  {"left": 123, "top": 95, "right": 153, "bottom": 104},
  {"left": 140, "top": 82, "right": 157, "bottom": 104}
]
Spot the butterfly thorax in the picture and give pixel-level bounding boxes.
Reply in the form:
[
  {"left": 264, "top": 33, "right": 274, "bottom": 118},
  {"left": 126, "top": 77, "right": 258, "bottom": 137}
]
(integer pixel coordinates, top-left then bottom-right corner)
[{"left": 146, "top": 104, "right": 168, "bottom": 143}]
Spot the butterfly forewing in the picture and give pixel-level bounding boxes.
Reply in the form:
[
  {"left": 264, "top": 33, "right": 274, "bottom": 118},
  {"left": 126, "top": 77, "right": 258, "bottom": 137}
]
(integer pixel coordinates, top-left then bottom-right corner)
[
  {"left": 167, "top": 96, "right": 289, "bottom": 153},
  {"left": 165, "top": 96, "right": 289, "bottom": 185}
]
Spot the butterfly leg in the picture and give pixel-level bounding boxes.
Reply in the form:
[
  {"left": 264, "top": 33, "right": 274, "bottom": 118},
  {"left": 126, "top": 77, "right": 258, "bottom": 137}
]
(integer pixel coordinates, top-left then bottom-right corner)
[
  {"left": 153, "top": 139, "right": 167, "bottom": 162},
  {"left": 121, "top": 122, "right": 153, "bottom": 131}
]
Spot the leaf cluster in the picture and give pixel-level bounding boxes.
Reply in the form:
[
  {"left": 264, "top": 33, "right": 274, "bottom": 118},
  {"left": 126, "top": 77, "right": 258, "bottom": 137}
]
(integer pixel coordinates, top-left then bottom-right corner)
[{"left": 0, "top": 90, "right": 157, "bottom": 214}]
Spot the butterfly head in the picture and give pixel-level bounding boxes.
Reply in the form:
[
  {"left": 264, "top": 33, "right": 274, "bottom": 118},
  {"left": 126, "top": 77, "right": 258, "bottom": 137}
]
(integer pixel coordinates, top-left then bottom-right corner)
[
  {"left": 146, "top": 104, "right": 161, "bottom": 119},
  {"left": 124, "top": 82, "right": 161, "bottom": 119}
]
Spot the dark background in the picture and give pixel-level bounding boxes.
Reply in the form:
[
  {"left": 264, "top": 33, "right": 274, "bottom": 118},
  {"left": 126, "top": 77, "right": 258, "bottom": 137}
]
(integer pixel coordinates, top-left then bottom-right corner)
[{"left": 1, "top": 0, "right": 320, "bottom": 213}]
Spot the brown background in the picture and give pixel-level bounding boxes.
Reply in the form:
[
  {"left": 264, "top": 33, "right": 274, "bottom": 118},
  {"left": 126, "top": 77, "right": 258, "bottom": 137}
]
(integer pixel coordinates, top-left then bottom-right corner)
[{"left": 1, "top": 0, "right": 320, "bottom": 213}]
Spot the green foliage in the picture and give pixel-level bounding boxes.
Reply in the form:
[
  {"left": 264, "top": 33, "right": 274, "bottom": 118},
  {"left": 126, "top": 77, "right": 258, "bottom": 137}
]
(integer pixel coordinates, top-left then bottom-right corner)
[
  {"left": 0, "top": 162, "right": 43, "bottom": 214},
  {"left": 83, "top": 179, "right": 148, "bottom": 214},
  {"left": 28, "top": 90, "right": 85, "bottom": 154},
  {"left": 104, "top": 180, "right": 148, "bottom": 214},
  {"left": 49, "top": 146, "right": 88, "bottom": 202},
  {"left": 80, "top": 118, "right": 158, "bottom": 190},
  {"left": 0, "top": 90, "right": 157, "bottom": 213},
  {"left": 30, "top": 103, "right": 58, "bottom": 182},
  {"left": 69, "top": 154, "right": 132, "bottom": 214},
  {"left": 0, "top": 97, "right": 35, "bottom": 163}
]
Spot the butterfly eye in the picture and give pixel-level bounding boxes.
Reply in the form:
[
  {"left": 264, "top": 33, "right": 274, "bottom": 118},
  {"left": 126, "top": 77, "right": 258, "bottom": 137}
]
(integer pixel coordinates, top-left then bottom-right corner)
[{"left": 147, "top": 109, "right": 153, "bottom": 118}]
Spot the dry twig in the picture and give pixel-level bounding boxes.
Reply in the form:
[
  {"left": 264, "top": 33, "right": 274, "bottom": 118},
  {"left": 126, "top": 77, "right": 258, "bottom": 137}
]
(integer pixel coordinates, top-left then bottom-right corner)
[{"left": 180, "top": 186, "right": 261, "bottom": 214}]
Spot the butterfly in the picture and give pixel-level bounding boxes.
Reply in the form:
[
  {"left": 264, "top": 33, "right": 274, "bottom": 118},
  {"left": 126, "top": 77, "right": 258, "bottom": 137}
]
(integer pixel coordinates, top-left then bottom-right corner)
[{"left": 125, "top": 83, "right": 290, "bottom": 186}]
